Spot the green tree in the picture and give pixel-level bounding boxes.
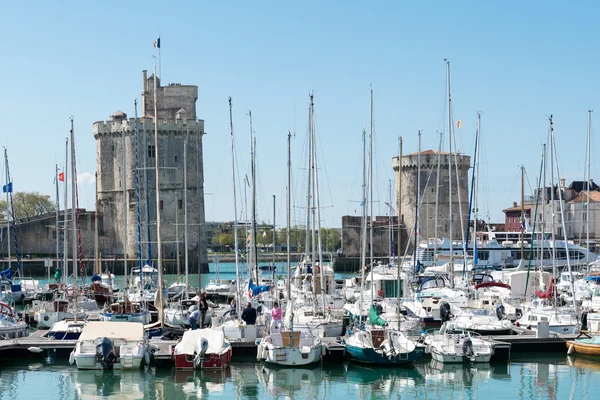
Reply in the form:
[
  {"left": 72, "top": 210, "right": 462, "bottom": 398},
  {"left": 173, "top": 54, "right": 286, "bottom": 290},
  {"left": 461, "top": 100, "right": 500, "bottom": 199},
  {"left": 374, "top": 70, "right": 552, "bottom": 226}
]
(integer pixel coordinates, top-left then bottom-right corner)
[{"left": 0, "top": 191, "right": 55, "bottom": 220}]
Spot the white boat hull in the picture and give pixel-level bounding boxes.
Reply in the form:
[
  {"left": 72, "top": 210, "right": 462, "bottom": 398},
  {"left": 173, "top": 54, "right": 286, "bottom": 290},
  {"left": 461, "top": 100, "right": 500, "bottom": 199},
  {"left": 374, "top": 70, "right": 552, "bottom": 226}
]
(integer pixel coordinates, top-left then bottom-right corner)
[
  {"left": 35, "top": 311, "right": 86, "bottom": 329},
  {"left": 262, "top": 345, "right": 322, "bottom": 366}
]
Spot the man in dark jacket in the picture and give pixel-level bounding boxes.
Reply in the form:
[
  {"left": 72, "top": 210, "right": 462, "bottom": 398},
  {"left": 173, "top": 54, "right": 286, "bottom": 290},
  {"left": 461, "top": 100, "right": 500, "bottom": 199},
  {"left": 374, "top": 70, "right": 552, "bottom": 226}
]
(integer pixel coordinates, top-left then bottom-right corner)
[{"left": 241, "top": 302, "right": 257, "bottom": 325}]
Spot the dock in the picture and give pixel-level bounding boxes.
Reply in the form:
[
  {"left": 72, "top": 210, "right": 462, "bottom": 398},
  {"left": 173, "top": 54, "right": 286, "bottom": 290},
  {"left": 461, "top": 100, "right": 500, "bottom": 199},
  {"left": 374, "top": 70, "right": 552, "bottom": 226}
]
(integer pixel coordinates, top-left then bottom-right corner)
[{"left": 0, "top": 327, "right": 579, "bottom": 366}]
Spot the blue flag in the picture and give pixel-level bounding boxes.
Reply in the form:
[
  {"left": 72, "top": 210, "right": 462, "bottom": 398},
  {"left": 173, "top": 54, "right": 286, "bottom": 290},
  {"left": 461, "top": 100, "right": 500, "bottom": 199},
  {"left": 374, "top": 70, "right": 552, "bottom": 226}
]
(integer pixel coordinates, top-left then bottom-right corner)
[
  {"left": 154, "top": 37, "right": 161, "bottom": 49},
  {"left": 2, "top": 182, "right": 12, "bottom": 193}
]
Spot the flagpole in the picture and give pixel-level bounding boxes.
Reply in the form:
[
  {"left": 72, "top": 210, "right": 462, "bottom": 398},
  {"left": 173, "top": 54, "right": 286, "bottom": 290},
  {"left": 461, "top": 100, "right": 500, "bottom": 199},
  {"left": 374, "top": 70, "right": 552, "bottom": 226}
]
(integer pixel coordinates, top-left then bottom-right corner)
[{"left": 158, "top": 37, "right": 161, "bottom": 82}]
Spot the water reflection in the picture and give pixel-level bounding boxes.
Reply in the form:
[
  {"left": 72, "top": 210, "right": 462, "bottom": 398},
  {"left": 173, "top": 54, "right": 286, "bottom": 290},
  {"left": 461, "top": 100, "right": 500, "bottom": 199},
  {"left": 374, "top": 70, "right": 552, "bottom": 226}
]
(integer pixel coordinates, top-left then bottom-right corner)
[
  {"left": 258, "top": 364, "right": 322, "bottom": 398},
  {"left": 345, "top": 363, "right": 423, "bottom": 398},
  {"left": 172, "top": 368, "right": 231, "bottom": 399},
  {"left": 69, "top": 368, "right": 150, "bottom": 399}
]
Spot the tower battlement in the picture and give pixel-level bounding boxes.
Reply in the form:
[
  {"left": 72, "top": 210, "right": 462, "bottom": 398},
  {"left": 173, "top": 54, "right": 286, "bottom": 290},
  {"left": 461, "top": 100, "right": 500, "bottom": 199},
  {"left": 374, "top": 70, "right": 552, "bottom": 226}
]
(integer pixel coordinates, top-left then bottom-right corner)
[{"left": 93, "top": 117, "right": 205, "bottom": 138}]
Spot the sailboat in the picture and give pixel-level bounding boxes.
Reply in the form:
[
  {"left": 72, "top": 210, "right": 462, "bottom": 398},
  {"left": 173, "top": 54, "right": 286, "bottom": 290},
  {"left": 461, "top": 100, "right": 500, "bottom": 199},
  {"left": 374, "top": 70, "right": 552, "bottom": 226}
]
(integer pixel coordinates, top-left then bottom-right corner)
[
  {"left": 345, "top": 88, "right": 424, "bottom": 365},
  {"left": 102, "top": 101, "right": 151, "bottom": 325},
  {"left": 257, "top": 125, "right": 323, "bottom": 366}
]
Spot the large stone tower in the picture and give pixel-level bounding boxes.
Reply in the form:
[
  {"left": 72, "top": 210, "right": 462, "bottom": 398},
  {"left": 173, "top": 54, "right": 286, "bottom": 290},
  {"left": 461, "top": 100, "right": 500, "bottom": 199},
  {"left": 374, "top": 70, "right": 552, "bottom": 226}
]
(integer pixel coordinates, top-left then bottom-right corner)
[
  {"left": 392, "top": 150, "right": 471, "bottom": 250},
  {"left": 93, "top": 71, "right": 208, "bottom": 274}
]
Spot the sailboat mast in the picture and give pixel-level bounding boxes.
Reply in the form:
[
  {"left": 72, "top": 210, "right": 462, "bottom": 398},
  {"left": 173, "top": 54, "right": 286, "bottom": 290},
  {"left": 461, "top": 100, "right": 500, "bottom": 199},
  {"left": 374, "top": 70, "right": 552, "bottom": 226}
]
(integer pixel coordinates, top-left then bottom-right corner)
[
  {"left": 153, "top": 63, "right": 165, "bottom": 327},
  {"left": 249, "top": 111, "right": 258, "bottom": 283},
  {"left": 312, "top": 97, "right": 327, "bottom": 313},
  {"left": 473, "top": 113, "right": 481, "bottom": 267},
  {"left": 521, "top": 166, "right": 525, "bottom": 260},
  {"left": 388, "top": 180, "right": 392, "bottom": 261},
  {"left": 229, "top": 97, "right": 241, "bottom": 316},
  {"left": 272, "top": 195, "right": 276, "bottom": 269},
  {"left": 359, "top": 128, "right": 367, "bottom": 318},
  {"left": 94, "top": 171, "right": 99, "bottom": 275},
  {"left": 55, "top": 164, "right": 60, "bottom": 283},
  {"left": 310, "top": 95, "right": 317, "bottom": 309},
  {"left": 286, "top": 131, "right": 292, "bottom": 301},
  {"left": 304, "top": 100, "right": 312, "bottom": 264},
  {"left": 122, "top": 125, "right": 128, "bottom": 286},
  {"left": 183, "top": 130, "right": 189, "bottom": 298},
  {"left": 63, "top": 138, "right": 68, "bottom": 282},
  {"left": 369, "top": 87, "right": 374, "bottom": 301},
  {"left": 413, "top": 130, "right": 421, "bottom": 274},
  {"left": 4, "top": 149, "right": 11, "bottom": 272},
  {"left": 397, "top": 136, "right": 404, "bottom": 327},
  {"left": 446, "top": 59, "right": 454, "bottom": 288},
  {"left": 549, "top": 116, "right": 557, "bottom": 293},
  {"left": 70, "top": 119, "right": 78, "bottom": 288},
  {"left": 134, "top": 100, "right": 143, "bottom": 275},
  {"left": 587, "top": 109, "right": 593, "bottom": 272},
  {"left": 433, "top": 132, "right": 442, "bottom": 264}
]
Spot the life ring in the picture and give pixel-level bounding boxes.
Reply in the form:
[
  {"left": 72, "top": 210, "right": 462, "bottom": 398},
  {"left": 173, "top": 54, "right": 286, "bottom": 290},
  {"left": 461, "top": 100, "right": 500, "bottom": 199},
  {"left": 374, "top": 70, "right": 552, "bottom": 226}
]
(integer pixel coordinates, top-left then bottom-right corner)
[{"left": 248, "top": 289, "right": 253, "bottom": 299}]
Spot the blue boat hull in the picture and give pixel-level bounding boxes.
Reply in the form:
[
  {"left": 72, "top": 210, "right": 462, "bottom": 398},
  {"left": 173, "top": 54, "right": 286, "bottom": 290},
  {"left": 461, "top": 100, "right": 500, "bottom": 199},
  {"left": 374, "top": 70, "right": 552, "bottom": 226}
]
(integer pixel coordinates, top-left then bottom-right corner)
[{"left": 346, "top": 344, "right": 425, "bottom": 365}]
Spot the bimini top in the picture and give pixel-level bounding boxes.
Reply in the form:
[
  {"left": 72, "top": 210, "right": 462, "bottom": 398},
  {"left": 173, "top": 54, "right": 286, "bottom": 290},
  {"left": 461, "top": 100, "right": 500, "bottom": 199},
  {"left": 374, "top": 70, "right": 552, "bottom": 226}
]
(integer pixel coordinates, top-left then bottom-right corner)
[{"left": 79, "top": 321, "right": 145, "bottom": 342}]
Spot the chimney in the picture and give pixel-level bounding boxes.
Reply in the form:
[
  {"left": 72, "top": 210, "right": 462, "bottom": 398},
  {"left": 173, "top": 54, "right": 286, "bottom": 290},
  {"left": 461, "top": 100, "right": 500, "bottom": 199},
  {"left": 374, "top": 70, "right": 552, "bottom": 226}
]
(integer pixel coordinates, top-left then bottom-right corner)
[
  {"left": 513, "top": 201, "right": 517, "bottom": 207},
  {"left": 560, "top": 178, "right": 566, "bottom": 189}
]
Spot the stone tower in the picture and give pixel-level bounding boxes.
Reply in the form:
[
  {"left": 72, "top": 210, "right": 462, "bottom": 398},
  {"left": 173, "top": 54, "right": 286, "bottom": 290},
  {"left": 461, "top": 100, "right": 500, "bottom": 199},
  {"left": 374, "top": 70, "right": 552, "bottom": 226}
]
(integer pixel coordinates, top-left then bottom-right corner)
[
  {"left": 93, "top": 71, "right": 208, "bottom": 273},
  {"left": 392, "top": 150, "right": 471, "bottom": 250}
]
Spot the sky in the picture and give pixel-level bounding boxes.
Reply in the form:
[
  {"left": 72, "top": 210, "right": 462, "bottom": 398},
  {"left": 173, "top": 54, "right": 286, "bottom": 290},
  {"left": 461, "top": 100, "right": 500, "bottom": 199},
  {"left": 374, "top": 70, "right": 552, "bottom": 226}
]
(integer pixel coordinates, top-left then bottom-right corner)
[{"left": 1, "top": 1, "right": 600, "bottom": 229}]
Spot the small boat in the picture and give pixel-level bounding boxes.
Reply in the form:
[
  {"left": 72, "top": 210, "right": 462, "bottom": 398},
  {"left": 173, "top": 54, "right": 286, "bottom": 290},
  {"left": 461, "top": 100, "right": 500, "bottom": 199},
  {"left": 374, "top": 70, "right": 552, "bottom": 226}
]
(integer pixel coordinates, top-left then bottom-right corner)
[
  {"left": 164, "top": 299, "right": 198, "bottom": 327},
  {"left": 173, "top": 328, "right": 232, "bottom": 370},
  {"left": 425, "top": 323, "right": 495, "bottom": 363},
  {"left": 102, "top": 299, "right": 151, "bottom": 325},
  {"left": 566, "top": 333, "right": 600, "bottom": 357},
  {"left": 34, "top": 299, "right": 86, "bottom": 329},
  {"left": 43, "top": 319, "right": 87, "bottom": 340},
  {"left": 204, "top": 279, "right": 236, "bottom": 297},
  {"left": 70, "top": 321, "right": 150, "bottom": 370},
  {"left": 345, "top": 328, "right": 424, "bottom": 365},
  {"left": 0, "top": 301, "right": 27, "bottom": 339},
  {"left": 257, "top": 330, "right": 323, "bottom": 366}
]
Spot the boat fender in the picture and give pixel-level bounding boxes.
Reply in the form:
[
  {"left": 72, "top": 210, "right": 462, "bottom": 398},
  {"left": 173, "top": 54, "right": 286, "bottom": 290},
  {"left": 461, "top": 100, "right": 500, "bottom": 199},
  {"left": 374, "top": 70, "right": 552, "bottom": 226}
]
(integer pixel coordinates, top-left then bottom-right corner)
[
  {"left": 256, "top": 343, "right": 264, "bottom": 361},
  {"left": 69, "top": 351, "right": 75, "bottom": 365},
  {"left": 28, "top": 347, "right": 43, "bottom": 354},
  {"left": 144, "top": 349, "right": 151, "bottom": 366},
  {"left": 567, "top": 343, "right": 575, "bottom": 355}
]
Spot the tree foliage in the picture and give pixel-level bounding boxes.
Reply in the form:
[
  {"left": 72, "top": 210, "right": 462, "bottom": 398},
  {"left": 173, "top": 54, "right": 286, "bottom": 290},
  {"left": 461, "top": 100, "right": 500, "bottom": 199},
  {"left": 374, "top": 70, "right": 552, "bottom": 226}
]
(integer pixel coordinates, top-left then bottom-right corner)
[{"left": 0, "top": 191, "right": 55, "bottom": 220}]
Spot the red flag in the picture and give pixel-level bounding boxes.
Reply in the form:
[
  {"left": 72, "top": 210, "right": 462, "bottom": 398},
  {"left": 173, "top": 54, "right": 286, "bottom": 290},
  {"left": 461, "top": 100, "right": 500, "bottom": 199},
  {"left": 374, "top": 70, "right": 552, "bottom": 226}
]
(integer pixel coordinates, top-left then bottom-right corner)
[{"left": 58, "top": 172, "right": 65, "bottom": 182}]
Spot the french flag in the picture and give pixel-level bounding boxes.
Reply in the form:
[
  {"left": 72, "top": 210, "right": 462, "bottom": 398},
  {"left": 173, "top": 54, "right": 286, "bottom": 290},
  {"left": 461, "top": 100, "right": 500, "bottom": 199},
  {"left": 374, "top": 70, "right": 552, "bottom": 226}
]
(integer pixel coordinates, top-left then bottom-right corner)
[{"left": 153, "top": 37, "right": 160, "bottom": 49}]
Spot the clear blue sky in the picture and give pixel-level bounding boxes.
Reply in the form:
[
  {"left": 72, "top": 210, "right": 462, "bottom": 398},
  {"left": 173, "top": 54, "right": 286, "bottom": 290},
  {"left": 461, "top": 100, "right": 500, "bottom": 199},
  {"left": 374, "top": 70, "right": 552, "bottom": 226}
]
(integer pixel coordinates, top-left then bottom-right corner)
[{"left": 1, "top": 1, "right": 599, "bottom": 229}]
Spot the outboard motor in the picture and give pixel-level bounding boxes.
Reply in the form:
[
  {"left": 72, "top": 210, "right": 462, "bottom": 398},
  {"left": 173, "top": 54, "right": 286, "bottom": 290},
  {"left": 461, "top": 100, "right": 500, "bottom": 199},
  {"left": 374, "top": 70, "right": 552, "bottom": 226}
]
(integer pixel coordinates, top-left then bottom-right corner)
[
  {"left": 496, "top": 303, "right": 506, "bottom": 321},
  {"left": 193, "top": 337, "right": 209, "bottom": 369},
  {"left": 461, "top": 337, "right": 474, "bottom": 362},
  {"left": 96, "top": 337, "right": 117, "bottom": 370},
  {"left": 439, "top": 301, "right": 452, "bottom": 323}
]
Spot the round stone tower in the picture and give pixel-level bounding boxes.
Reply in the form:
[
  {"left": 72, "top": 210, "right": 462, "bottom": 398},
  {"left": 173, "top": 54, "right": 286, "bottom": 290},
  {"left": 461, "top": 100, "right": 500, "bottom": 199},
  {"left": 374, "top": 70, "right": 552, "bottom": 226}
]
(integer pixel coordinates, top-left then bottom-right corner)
[
  {"left": 392, "top": 150, "right": 471, "bottom": 250},
  {"left": 93, "top": 71, "right": 208, "bottom": 274}
]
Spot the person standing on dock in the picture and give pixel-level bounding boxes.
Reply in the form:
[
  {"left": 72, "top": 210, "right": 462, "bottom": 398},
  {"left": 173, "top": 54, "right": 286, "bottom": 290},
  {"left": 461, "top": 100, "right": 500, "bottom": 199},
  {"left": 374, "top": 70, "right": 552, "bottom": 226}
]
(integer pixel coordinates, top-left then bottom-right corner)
[{"left": 270, "top": 302, "right": 282, "bottom": 334}]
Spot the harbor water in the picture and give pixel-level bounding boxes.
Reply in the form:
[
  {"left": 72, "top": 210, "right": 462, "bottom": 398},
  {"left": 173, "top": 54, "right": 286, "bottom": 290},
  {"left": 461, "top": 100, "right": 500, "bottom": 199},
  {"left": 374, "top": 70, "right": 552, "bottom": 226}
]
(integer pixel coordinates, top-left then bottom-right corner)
[{"left": 1, "top": 354, "right": 599, "bottom": 399}]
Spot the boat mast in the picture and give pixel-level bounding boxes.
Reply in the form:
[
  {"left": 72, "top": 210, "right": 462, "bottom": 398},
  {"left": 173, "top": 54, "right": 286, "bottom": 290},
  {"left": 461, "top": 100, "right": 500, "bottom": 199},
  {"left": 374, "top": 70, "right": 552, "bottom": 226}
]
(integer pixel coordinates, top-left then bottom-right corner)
[
  {"left": 521, "top": 166, "right": 525, "bottom": 260},
  {"left": 312, "top": 96, "right": 327, "bottom": 313},
  {"left": 433, "top": 132, "right": 442, "bottom": 264},
  {"left": 586, "top": 109, "right": 592, "bottom": 272},
  {"left": 549, "top": 116, "right": 557, "bottom": 304},
  {"left": 369, "top": 87, "right": 374, "bottom": 303},
  {"left": 304, "top": 101, "right": 312, "bottom": 267},
  {"left": 134, "top": 100, "right": 143, "bottom": 281},
  {"left": 286, "top": 131, "right": 292, "bottom": 301},
  {"left": 94, "top": 171, "right": 99, "bottom": 275},
  {"left": 413, "top": 130, "right": 421, "bottom": 274},
  {"left": 122, "top": 124, "right": 128, "bottom": 288},
  {"left": 473, "top": 113, "right": 481, "bottom": 268},
  {"left": 183, "top": 129, "right": 189, "bottom": 298},
  {"left": 397, "top": 136, "right": 404, "bottom": 327},
  {"left": 249, "top": 111, "right": 258, "bottom": 283},
  {"left": 70, "top": 119, "right": 77, "bottom": 289},
  {"left": 388, "top": 180, "right": 392, "bottom": 263},
  {"left": 359, "top": 128, "right": 367, "bottom": 319},
  {"left": 4, "top": 149, "right": 11, "bottom": 274},
  {"left": 63, "top": 138, "right": 68, "bottom": 283},
  {"left": 445, "top": 59, "right": 454, "bottom": 288},
  {"left": 55, "top": 164, "right": 60, "bottom": 283},
  {"left": 310, "top": 95, "right": 317, "bottom": 312},
  {"left": 229, "top": 97, "right": 241, "bottom": 316},
  {"left": 153, "top": 63, "right": 165, "bottom": 327}
]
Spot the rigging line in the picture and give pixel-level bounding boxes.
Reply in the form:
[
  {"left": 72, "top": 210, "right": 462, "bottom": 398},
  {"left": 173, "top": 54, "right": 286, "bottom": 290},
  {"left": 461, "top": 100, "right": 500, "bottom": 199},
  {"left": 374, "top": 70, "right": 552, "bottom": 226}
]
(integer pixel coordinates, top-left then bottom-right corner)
[
  {"left": 346, "top": 131, "right": 366, "bottom": 216},
  {"left": 312, "top": 112, "right": 335, "bottom": 218}
]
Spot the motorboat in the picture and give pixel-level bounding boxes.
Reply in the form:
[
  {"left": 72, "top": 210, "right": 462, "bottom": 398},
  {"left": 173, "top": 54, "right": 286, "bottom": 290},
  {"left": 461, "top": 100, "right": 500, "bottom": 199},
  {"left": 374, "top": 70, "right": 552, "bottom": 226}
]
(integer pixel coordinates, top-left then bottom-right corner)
[
  {"left": 43, "top": 319, "right": 87, "bottom": 340},
  {"left": 164, "top": 298, "right": 198, "bottom": 327},
  {"left": 0, "top": 301, "right": 27, "bottom": 339},
  {"left": 566, "top": 333, "right": 600, "bottom": 357},
  {"left": 425, "top": 322, "right": 495, "bottom": 363},
  {"left": 173, "top": 328, "right": 232, "bottom": 370},
  {"left": 257, "top": 330, "right": 323, "bottom": 366},
  {"left": 70, "top": 321, "right": 150, "bottom": 370},
  {"left": 204, "top": 279, "right": 236, "bottom": 298}
]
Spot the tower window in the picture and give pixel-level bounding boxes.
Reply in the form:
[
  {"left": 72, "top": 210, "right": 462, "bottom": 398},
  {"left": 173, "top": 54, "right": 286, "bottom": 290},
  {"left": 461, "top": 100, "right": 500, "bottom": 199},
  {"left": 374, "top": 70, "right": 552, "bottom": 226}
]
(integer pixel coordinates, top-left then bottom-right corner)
[
  {"left": 178, "top": 199, "right": 183, "bottom": 210},
  {"left": 174, "top": 155, "right": 178, "bottom": 162},
  {"left": 160, "top": 200, "right": 163, "bottom": 210},
  {"left": 148, "top": 145, "right": 156, "bottom": 158}
]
